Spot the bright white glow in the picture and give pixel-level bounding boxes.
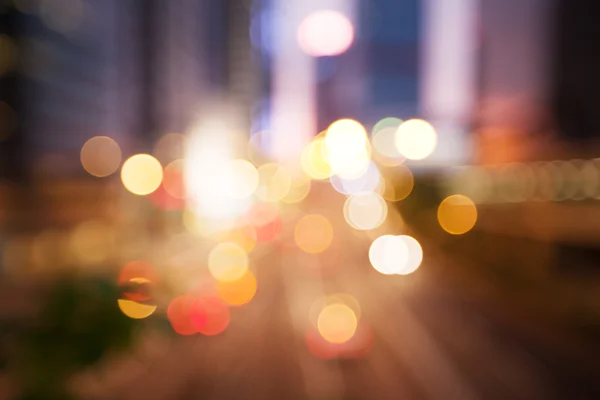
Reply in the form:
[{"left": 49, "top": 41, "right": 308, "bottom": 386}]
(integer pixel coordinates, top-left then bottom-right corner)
[
  {"left": 297, "top": 10, "right": 354, "bottom": 57},
  {"left": 325, "top": 119, "right": 371, "bottom": 179},
  {"left": 185, "top": 122, "right": 252, "bottom": 221},
  {"left": 227, "top": 159, "right": 259, "bottom": 199},
  {"left": 397, "top": 235, "right": 423, "bottom": 275},
  {"left": 395, "top": 119, "right": 438, "bottom": 160},
  {"left": 327, "top": 148, "right": 370, "bottom": 179},
  {"left": 368, "top": 235, "right": 409, "bottom": 275},
  {"left": 325, "top": 119, "right": 368, "bottom": 150}
]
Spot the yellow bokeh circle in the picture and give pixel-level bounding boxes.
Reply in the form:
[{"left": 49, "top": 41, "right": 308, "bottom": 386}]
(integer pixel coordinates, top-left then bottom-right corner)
[
  {"left": 208, "top": 242, "right": 249, "bottom": 283},
  {"left": 437, "top": 194, "right": 477, "bottom": 235},
  {"left": 121, "top": 154, "right": 163, "bottom": 195},
  {"left": 294, "top": 214, "right": 334, "bottom": 254},
  {"left": 301, "top": 138, "right": 331, "bottom": 180},
  {"left": 317, "top": 303, "right": 358, "bottom": 344},
  {"left": 217, "top": 270, "right": 257, "bottom": 307},
  {"left": 118, "top": 299, "right": 157, "bottom": 319}
]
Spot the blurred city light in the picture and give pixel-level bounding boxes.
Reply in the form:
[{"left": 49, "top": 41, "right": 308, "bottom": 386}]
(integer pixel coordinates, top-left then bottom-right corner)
[
  {"left": 397, "top": 235, "right": 423, "bottom": 275},
  {"left": 227, "top": 159, "right": 259, "bottom": 199},
  {"left": 395, "top": 119, "right": 438, "bottom": 160},
  {"left": 368, "top": 235, "right": 409, "bottom": 275},
  {"left": 167, "top": 295, "right": 199, "bottom": 336},
  {"left": 281, "top": 172, "right": 312, "bottom": 204},
  {"left": 255, "top": 163, "right": 292, "bottom": 203},
  {"left": 80, "top": 136, "right": 122, "bottom": 178},
  {"left": 117, "top": 299, "right": 157, "bottom": 320},
  {"left": 191, "top": 295, "right": 231, "bottom": 336},
  {"left": 372, "top": 117, "right": 405, "bottom": 166},
  {"left": 437, "top": 194, "right": 478, "bottom": 235},
  {"left": 381, "top": 165, "right": 414, "bottom": 202},
  {"left": 317, "top": 303, "right": 358, "bottom": 344},
  {"left": 301, "top": 138, "right": 331, "bottom": 180},
  {"left": 217, "top": 270, "right": 257, "bottom": 307},
  {"left": 162, "top": 159, "right": 186, "bottom": 199},
  {"left": 2, "top": 1, "right": 599, "bottom": 395},
  {"left": 343, "top": 192, "right": 387, "bottom": 230},
  {"left": 246, "top": 202, "right": 282, "bottom": 242},
  {"left": 325, "top": 119, "right": 371, "bottom": 179},
  {"left": 121, "top": 154, "right": 163, "bottom": 196},
  {"left": 208, "top": 242, "right": 249, "bottom": 283},
  {"left": 294, "top": 214, "right": 334, "bottom": 254},
  {"left": 153, "top": 133, "right": 187, "bottom": 165},
  {"left": 185, "top": 123, "right": 253, "bottom": 221},
  {"left": 217, "top": 223, "right": 258, "bottom": 254},
  {"left": 297, "top": 10, "right": 354, "bottom": 57},
  {"left": 330, "top": 162, "right": 382, "bottom": 196},
  {"left": 309, "top": 294, "right": 362, "bottom": 329}
]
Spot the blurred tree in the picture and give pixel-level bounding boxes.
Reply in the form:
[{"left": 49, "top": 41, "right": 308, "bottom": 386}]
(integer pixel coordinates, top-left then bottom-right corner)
[{"left": 0, "top": 275, "right": 148, "bottom": 400}]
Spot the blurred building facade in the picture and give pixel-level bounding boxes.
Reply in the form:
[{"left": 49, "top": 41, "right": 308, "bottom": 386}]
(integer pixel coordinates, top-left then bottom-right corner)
[{"left": 475, "top": 0, "right": 600, "bottom": 163}]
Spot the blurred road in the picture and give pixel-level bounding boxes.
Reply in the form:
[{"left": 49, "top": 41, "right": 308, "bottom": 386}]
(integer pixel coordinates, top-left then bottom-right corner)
[{"left": 68, "top": 183, "right": 600, "bottom": 400}]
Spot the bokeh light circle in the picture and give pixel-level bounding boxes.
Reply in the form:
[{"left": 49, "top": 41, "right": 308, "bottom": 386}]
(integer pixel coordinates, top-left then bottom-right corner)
[
  {"left": 217, "top": 223, "right": 257, "bottom": 254},
  {"left": 301, "top": 138, "right": 331, "bottom": 180},
  {"left": 310, "top": 294, "right": 361, "bottom": 330},
  {"left": 153, "top": 133, "right": 186, "bottom": 165},
  {"left": 325, "top": 119, "right": 370, "bottom": 179},
  {"left": 282, "top": 173, "right": 312, "bottom": 204},
  {"left": 121, "top": 154, "right": 163, "bottom": 195},
  {"left": 317, "top": 303, "right": 358, "bottom": 344},
  {"left": 217, "top": 270, "right": 257, "bottom": 307},
  {"left": 208, "top": 242, "right": 249, "bottom": 283},
  {"left": 372, "top": 117, "right": 403, "bottom": 136},
  {"left": 118, "top": 299, "right": 156, "bottom": 320},
  {"left": 294, "top": 214, "right": 334, "bottom": 254},
  {"left": 80, "top": 136, "right": 122, "bottom": 177},
  {"left": 297, "top": 10, "right": 354, "bottom": 57},
  {"left": 167, "top": 295, "right": 198, "bottom": 336},
  {"left": 395, "top": 119, "right": 438, "bottom": 160},
  {"left": 437, "top": 194, "right": 478, "bottom": 235},
  {"left": 325, "top": 119, "right": 368, "bottom": 150},
  {"left": 381, "top": 165, "right": 414, "bottom": 201},
  {"left": 255, "top": 163, "right": 292, "bottom": 202},
  {"left": 343, "top": 192, "right": 387, "bottom": 230},
  {"left": 397, "top": 235, "right": 423, "bottom": 275},
  {"left": 194, "top": 295, "right": 231, "bottom": 336},
  {"left": 372, "top": 117, "right": 404, "bottom": 165},
  {"left": 368, "top": 235, "right": 408, "bottom": 275},
  {"left": 247, "top": 203, "right": 282, "bottom": 242},
  {"left": 162, "top": 159, "right": 186, "bottom": 199}
]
